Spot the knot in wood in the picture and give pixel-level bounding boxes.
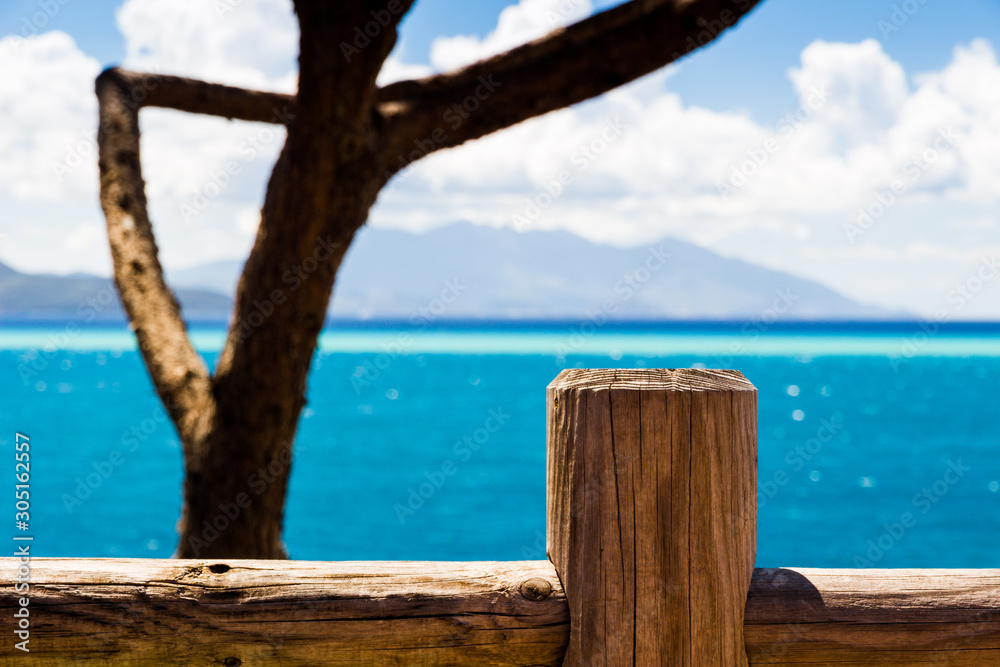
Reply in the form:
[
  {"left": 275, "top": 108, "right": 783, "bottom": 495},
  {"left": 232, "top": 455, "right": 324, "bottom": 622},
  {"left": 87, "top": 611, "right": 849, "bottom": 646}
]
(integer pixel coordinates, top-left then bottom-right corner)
[{"left": 519, "top": 577, "right": 553, "bottom": 601}]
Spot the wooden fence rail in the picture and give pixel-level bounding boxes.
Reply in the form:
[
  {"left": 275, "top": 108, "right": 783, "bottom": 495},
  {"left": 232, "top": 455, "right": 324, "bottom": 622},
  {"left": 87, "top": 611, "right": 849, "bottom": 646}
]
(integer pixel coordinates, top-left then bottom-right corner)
[
  {"left": 5, "top": 560, "right": 1000, "bottom": 665},
  {"left": 2, "top": 559, "right": 568, "bottom": 665},
  {"left": 747, "top": 568, "right": 1000, "bottom": 664},
  {"left": 3, "top": 369, "right": 999, "bottom": 665}
]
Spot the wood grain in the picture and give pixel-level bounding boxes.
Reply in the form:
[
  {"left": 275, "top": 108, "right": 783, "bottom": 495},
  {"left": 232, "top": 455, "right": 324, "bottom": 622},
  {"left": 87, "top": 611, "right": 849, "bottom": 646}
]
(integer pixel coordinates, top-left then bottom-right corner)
[
  {"left": 745, "top": 568, "right": 1000, "bottom": 665},
  {"left": 547, "top": 368, "right": 758, "bottom": 665},
  {"left": 5, "top": 561, "right": 1000, "bottom": 664},
  {"left": 0, "top": 559, "right": 568, "bottom": 666}
]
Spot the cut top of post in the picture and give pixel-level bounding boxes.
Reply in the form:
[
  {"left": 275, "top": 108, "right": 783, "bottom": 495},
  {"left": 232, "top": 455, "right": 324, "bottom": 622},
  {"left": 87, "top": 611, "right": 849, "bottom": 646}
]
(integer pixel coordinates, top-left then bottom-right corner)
[{"left": 549, "top": 368, "right": 755, "bottom": 393}]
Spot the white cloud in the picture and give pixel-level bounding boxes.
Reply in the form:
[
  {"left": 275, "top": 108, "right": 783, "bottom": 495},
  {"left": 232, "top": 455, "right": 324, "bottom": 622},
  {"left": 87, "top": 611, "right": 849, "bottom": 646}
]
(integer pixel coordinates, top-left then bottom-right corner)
[
  {"left": 0, "top": 0, "right": 298, "bottom": 277},
  {"left": 376, "top": 56, "right": 433, "bottom": 86},
  {"left": 789, "top": 39, "right": 909, "bottom": 146},
  {"left": 902, "top": 241, "right": 965, "bottom": 262},
  {"left": 430, "top": 0, "right": 591, "bottom": 71},
  {"left": 922, "top": 39, "right": 1000, "bottom": 202},
  {"left": 0, "top": 32, "right": 110, "bottom": 275},
  {"left": 0, "top": 31, "right": 101, "bottom": 201},
  {"left": 117, "top": 0, "right": 298, "bottom": 91},
  {"left": 373, "top": 36, "right": 1000, "bottom": 317},
  {"left": 3, "top": 0, "right": 1000, "bottom": 318}
]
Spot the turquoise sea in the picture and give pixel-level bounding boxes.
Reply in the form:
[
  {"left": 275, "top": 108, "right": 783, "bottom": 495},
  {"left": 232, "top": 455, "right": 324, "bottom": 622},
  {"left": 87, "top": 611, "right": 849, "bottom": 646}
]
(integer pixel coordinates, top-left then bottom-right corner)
[{"left": 3, "top": 321, "right": 1000, "bottom": 568}]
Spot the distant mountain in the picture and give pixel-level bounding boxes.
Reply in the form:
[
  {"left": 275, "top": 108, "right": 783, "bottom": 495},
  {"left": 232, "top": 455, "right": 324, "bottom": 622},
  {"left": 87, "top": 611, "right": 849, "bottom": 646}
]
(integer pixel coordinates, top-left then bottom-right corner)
[
  {"left": 166, "top": 222, "right": 892, "bottom": 321},
  {"left": 0, "top": 223, "right": 896, "bottom": 321},
  {"left": 0, "top": 262, "right": 229, "bottom": 320}
]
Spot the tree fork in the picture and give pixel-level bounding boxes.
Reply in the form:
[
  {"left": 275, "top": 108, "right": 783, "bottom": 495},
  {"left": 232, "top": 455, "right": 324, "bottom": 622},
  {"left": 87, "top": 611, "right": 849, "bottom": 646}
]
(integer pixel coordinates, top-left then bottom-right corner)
[{"left": 97, "top": 0, "right": 763, "bottom": 559}]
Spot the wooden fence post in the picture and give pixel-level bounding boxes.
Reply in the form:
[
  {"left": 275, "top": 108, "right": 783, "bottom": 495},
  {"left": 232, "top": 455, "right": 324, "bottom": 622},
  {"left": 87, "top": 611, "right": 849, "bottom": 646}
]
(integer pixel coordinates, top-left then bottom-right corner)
[{"left": 547, "top": 368, "right": 757, "bottom": 666}]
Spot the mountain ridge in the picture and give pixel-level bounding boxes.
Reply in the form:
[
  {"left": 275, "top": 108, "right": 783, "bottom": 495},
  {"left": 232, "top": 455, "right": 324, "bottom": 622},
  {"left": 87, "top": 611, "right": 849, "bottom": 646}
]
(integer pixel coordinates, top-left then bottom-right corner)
[{"left": 1, "top": 223, "right": 895, "bottom": 321}]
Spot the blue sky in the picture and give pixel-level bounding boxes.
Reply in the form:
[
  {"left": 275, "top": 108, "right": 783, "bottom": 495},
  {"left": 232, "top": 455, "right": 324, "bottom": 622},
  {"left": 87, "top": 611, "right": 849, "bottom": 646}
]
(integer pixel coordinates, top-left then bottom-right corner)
[
  {"left": 2, "top": 0, "right": 1000, "bottom": 318},
  {"left": 6, "top": 0, "right": 998, "bottom": 122}
]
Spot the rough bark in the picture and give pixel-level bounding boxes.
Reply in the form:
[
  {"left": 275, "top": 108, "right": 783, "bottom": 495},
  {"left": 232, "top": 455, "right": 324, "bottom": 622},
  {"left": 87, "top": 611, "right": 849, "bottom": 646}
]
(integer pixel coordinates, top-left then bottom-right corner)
[
  {"left": 95, "top": 0, "right": 762, "bottom": 558},
  {"left": 378, "top": 0, "right": 764, "bottom": 171},
  {"left": 95, "top": 71, "right": 214, "bottom": 453},
  {"left": 181, "top": 0, "right": 415, "bottom": 558},
  {"left": 98, "top": 69, "right": 295, "bottom": 123}
]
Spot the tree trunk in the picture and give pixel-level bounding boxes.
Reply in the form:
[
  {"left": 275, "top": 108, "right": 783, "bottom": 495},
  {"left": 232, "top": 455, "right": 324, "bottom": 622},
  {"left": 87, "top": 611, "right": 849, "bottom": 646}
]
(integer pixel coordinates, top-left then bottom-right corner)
[
  {"left": 97, "top": 0, "right": 762, "bottom": 559},
  {"left": 175, "top": 3, "right": 405, "bottom": 558},
  {"left": 176, "top": 151, "right": 380, "bottom": 558}
]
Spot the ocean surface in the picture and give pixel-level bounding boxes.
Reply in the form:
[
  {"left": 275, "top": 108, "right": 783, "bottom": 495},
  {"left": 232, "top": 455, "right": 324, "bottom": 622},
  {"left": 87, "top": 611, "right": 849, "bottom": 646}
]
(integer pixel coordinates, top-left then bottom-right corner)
[{"left": 3, "top": 320, "right": 999, "bottom": 568}]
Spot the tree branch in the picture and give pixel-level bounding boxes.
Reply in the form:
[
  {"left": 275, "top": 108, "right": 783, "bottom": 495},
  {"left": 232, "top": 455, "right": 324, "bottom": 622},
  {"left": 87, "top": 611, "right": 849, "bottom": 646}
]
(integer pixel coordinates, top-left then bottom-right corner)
[
  {"left": 293, "top": 0, "right": 415, "bottom": 125},
  {"left": 376, "top": 0, "right": 763, "bottom": 170},
  {"left": 98, "top": 68, "right": 296, "bottom": 124},
  {"left": 95, "top": 70, "right": 214, "bottom": 448}
]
